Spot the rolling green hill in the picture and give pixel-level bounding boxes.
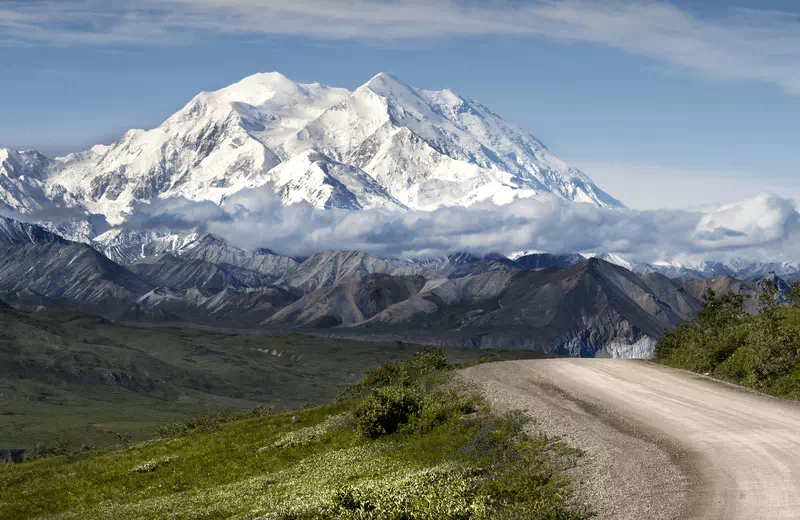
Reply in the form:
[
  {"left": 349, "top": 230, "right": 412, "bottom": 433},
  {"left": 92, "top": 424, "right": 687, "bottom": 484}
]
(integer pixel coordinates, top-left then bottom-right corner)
[
  {"left": 0, "top": 308, "right": 544, "bottom": 448},
  {"left": 0, "top": 349, "right": 590, "bottom": 520}
]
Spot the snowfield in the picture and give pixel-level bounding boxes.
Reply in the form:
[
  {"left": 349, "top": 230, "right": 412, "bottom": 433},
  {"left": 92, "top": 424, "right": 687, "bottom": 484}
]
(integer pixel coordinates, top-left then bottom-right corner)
[{"left": 0, "top": 71, "right": 623, "bottom": 227}]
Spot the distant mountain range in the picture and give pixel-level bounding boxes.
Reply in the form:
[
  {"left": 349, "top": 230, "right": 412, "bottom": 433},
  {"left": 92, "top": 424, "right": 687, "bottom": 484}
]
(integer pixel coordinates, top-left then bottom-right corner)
[
  {"left": 0, "top": 214, "right": 779, "bottom": 358},
  {"left": 0, "top": 72, "right": 793, "bottom": 357},
  {"left": 2, "top": 72, "right": 789, "bottom": 280},
  {"left": 0, "top": 71, "right": 622, "bottom": 236},
  {"left": 633, "top": 259, "right": 800, "bottom": 282}
]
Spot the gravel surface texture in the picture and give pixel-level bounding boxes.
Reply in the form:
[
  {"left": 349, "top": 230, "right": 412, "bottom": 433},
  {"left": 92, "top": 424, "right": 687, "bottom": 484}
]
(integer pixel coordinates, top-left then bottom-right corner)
[{"left": 462, "top": 359, "right": 800, "bottom": 519}]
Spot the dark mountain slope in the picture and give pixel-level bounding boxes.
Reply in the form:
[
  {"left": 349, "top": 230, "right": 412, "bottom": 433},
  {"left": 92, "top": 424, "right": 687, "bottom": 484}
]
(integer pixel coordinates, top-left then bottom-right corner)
[
  {"left": 0, "top": 242, "right": 153, "bottom": 307},
  {"left": 132, "top": 285, "right": 300, "bottom": 326},
  {"left": 129, "top": 253, "right": 271, "bottom": 295},
  {"left": 672, "top": 275, "right": 759, "bottom": 314},
  {"left": 0, "top": 216, "right": 154, "bottom": 316},
  {"left": 346, "top": 260, "right": 699, "bottom": 357},
  {"left": 265, "top": 273, "right": 426, "bottom": 328},
  {"left": 515, "top": 253, "right": 584, "bottom": 270}
]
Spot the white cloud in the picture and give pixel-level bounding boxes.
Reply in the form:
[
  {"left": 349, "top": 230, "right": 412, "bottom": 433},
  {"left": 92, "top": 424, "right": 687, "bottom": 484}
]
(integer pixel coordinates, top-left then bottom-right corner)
[
  {"left": 3, "top": 1, "right": 800, "bottom": 95},
  {"left": 124, "top": 188, "right": 800, "bottom": 264},
  {"left": 695, "top": 194, "right": 798, "bottom": 249}
]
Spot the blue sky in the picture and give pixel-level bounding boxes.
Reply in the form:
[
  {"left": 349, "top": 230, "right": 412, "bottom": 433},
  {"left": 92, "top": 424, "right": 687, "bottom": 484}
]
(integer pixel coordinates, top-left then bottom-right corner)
[{"left": 1, "top": 0, "right": 799, "bottom": 209}]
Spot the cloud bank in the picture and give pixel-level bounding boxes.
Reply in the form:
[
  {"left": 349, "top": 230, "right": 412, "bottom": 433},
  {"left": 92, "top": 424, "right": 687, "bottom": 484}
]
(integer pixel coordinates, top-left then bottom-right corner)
[
  {"left": 125, "top": 188, "right": 800, "bottom": 264},
  {"left": 3, "top": 1, "right": 800, "bottom": 95}
]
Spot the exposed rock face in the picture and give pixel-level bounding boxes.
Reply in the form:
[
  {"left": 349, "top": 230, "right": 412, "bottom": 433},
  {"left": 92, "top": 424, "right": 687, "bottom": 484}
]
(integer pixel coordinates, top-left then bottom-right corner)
[
  {"left": 0, "top": 215, "right": 154, "bottom": 317},
  {"left": 515, "top": 253, "right": 585, "bottom": 270},
  {"left": 129, "top": 253, "right": 268, "bottom": 295},
  {"left": 671, "top": 275, "right": 760, "bottom": 314}
]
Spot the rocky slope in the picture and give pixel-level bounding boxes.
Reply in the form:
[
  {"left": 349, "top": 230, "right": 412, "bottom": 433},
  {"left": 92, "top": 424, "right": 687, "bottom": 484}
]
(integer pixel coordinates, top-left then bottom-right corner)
[
  {"left": 0, "top": 216, "right": 154, "bottom": 314},
  {"left": 344, "top": 259, "right": 694, "bottom": 357},
  {"left": 0, "top": 215, "right": 780, "bottom": 357},
  {"left": 265, "top": 273, "right": 426, "bottom": 328}
]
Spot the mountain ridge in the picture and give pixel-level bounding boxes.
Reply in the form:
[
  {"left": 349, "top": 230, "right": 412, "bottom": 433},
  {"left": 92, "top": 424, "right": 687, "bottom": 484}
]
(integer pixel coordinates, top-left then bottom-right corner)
[
  {"left": 0, "top": 213, "right": 782, "bottom": 358},
  {"left": 0, "top": 71, "right": 623, "bottom": 229}
]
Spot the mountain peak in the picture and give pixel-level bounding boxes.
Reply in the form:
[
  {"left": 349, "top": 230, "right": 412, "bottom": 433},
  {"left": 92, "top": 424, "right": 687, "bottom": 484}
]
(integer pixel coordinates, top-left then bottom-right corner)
[
  {"left": 367, "top": 71, "right": 402, "bottom": 83},
  {"left": 362, "top": 72, "right": 415, "bottom": 96},
  {"left": 14, "top": 71, "right": 624, "bottom": 227},
  {"left": 230, "top": 71, "right": 297, "bottom": 91},
  {"left": 197, "top": 71, "right": 305, "bottom": 107},
  {"left": 0, "top": 215, "right": 67, "bottom": 245}
]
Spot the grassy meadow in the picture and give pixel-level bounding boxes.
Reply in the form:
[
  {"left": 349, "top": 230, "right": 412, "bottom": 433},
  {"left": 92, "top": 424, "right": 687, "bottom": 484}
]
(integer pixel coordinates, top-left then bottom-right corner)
[{"left": 0, "top": 349, "right": 591, "bottom": 520}]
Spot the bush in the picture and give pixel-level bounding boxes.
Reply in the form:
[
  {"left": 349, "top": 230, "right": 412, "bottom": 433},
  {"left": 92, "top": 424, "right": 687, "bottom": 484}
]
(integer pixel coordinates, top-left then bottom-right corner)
[
  {"left": 341, "top": 348, "right": 453, "bottom": 399},
  {"left": 406, "top": 390, "right": 479, "bottom": 434},
  {"left": 354, "top": 386, "right": 424, "bottom": 438},
  {"left": 26, "top": 439, "right": 72, "bottom": 461},
  {"left": 656, "top": 290, "right": 800, "bottom": 399},
  {"left": 407, "top": 347, "right": 451, "bottom": 374}
]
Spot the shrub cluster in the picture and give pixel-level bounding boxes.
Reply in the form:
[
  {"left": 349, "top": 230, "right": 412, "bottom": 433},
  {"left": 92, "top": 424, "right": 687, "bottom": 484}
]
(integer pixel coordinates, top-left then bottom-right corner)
[
  {"left": 27, "top": 439, "right": 75, "bottom": 461},
  {"left": 26, "top": 439, "right": 106, "bottom": 462},
  {"left": 655, "top": 282, "right": 800, "bottom": 397},
  {"left": 341, "top": 347, "right": 452, "bottom": 399},
  {"left": 349, "top": 348, "right": 475, "bottom": 439},
  {"left": 354, "top": 385, "right": 424, "bottom": 438}
]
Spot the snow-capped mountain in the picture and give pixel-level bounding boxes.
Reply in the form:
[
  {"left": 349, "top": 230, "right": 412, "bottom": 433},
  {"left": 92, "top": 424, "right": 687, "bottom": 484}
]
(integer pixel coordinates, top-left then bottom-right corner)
[
  {"left": 0, "top": 149, "right": 53, "bottom": 213},
  {"left": 0, "top": 71, "right": 623, "bottom": 228},
  {"left": 635, "top": 258, "right": 800, "bottom": 282},
  {"left": 281, "top": 73, "right": 622, "bottom": 210},
  {"left": 93, "top": 228, "right": 173, "bottom": 264},
  {"left": 581, "top": 252, "right": 634, "bottom": 271}
]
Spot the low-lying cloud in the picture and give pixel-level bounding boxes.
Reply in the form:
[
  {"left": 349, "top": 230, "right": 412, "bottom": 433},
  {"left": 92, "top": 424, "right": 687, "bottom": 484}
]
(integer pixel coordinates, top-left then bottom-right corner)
[{"left": 124, "top": 187, "right": 800, "bottom": 264}]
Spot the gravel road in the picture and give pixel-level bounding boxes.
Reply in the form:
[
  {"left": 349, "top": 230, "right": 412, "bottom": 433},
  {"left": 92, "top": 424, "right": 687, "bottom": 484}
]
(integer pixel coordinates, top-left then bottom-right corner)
[{"left": 462, "top": 359, "right": 800, "bottom": 520}]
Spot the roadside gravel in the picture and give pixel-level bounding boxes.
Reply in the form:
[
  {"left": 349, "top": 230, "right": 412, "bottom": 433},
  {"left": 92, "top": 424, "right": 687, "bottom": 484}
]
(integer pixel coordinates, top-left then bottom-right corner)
[
  {"left": 462, "top": 360, "right": 696, "bottom": 520},
  {"left": 464, "top": 358, "right": 800, "bottom": 519}
]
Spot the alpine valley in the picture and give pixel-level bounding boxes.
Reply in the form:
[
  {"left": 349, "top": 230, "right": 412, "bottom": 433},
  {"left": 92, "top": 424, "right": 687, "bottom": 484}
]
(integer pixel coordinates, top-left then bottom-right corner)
[{"left": 0, "top": 72, "right": 784, "bottom": 358}]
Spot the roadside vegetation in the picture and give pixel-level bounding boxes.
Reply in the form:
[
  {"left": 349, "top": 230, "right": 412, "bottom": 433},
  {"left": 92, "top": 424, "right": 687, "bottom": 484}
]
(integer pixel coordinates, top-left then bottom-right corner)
[
  {"left": 655, "top": 281, "right": 800, "bottom": 398},
  {"left": 0, "top": 348, "right": 592, "bottom": 520}
]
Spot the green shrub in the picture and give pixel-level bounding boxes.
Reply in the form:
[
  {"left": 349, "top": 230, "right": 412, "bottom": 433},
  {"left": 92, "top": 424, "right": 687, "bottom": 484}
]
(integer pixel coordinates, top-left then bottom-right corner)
[
  {"left": 407, "top": 347, "right": 452, "bottom": 374},
  {"left": 656, "top": 291, "right": 800, "bottom": 399},
  {"left": 714, "top": 345, "right": 754, "bottom": 381},
  {"left": 406, "top": 390, "right": 479, "bottom": 434},
  {"left": 341, "top": 347, "right": 453, "bottom": 399},
  {"left": 354, "top": 386, "right": 424, "bottom": 438},
  {"left": 26, "top": 439, "right": 72, "bottom": 461}
]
